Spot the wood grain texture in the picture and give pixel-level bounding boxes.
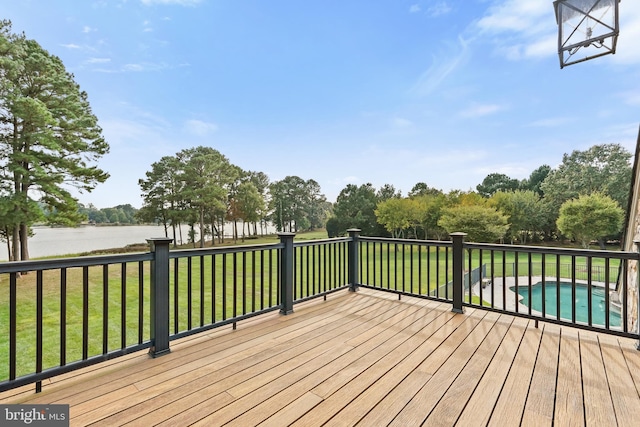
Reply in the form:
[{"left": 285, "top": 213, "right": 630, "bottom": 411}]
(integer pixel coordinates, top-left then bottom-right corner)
[{"left": 1, "top": 288, "right": 637, "bottom": 427}]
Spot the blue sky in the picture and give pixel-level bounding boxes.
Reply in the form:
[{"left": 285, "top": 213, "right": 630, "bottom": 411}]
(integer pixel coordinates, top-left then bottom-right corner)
[{"left": 3, "top": 0, "right": 639, "bottom": 208}]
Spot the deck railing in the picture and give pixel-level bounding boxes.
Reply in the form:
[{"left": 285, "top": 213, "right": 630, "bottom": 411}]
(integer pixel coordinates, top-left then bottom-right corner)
[{"left": 1, "top": 230, "right": 639, "bottom": 393}]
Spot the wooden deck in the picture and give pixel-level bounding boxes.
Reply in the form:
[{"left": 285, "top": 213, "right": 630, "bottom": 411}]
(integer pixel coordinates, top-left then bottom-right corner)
[{"left": 2, "top": 288, "right": 640, "bottom": 426}]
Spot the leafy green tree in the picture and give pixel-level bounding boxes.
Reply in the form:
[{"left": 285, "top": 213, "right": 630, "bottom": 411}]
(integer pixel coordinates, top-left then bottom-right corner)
[
  {"left": 88, "top": 209, "right": 108, "bottom": 224},
  {"left": 0, "top": 21, "right": 109, "bottom": 260},
  {"left": 331, "top": 183, "right": 379, "bottom": 236},
  {"left": 177, "top": 146, "right": 236, "bottom": 247},
  {"left": 305, "top": 179, "right": 330, "bottom": 230},
  {"left": 413, "top": 193, "right": 447, "bottom": 239},
  {"left": 268, "top": 176, "right": 328, "bottom": 232},
  {"left": 376, "top": 183, "right": 401, "bottom": 201},
  {"left": 541, "top": 144, "right": 632, "bottom": 212},
  {"left": 375, "top": 198, "right": 413, "bottom": 238},
  {"left": 438, "top": 205, "right": 509, "bottom": 243},
  {"left": 408, "top": 182, "right": 443, "bottom": 198},
  {"left": 246, "top": 171, "right": 270, "bottom": 235},
  {"left": 325, "top": 217, "right": 341, "bottom": 238},
  {"left": 229, "top": 180, "right": 263, "bottom": 241},
  {"left": 520, "top": 165, "right": 551, "bottom": 196},
  {"left": 269, "top": 176, "right": 303, "bottom": 232},
  {"left": 138, "top": 155, "right": 185, "bottom": 243},
  {"left": 476, "top": 173, "right": 519, "bottom": 198},
  {"left": 446, "top": 190, "right": 486, "bottom": 207},
  {"left": 556, "top": 193, "right": 624, "bottom": 248},
  {"left": 490, "top": 190, "right": 545, "bottom": 244}
]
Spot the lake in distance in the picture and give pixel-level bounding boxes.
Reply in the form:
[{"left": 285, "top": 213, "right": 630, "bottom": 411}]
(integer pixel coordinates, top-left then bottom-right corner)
[{"left": 1, "top": 225, "right": 167, "bottom": 260}]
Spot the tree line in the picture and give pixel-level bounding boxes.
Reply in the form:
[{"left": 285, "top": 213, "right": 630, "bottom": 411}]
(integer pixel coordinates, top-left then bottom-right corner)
[
  {"left": 78, "top": 204, "right": 139, "bottom": 225},
  {"left": 328, "top": 144, "right": 629, "bottom": 248},
  {"left": 136, "top": 146, "right": 331, "bottom": 247}
]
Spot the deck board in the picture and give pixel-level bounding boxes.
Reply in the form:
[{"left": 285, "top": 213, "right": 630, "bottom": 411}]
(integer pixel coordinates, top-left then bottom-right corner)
[
  {"left": 553, "top": 327, "right": 584, "bottom": 427},
  {"left": 2, "top": 288, "right": 639, "bottom": 427},
  {"left": 455, "top": 316, "right": 529, "bottom": 426}
]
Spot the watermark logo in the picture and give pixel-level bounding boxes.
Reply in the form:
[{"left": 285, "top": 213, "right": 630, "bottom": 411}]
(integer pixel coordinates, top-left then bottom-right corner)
[{"left": 0, "top": 405, "right": 69, "bottom": 426}]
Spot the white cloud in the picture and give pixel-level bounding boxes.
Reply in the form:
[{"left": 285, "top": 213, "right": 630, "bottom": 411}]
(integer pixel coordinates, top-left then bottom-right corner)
[
  {"left": 477, "top": 0, "right": 551, "bottom": 35},
  {"left": 611, "top": 0, "right": 640, "bottom": 65},
  {"left": 476, "top": 0, "right": 557, "bottom": 60},
  {"left": 86, "top": 57, "right": 111, "bottom": 64},
  {"left": 411, "top": 36, "right": 470, "bottom": 96},
  {"left": 184, "top": 119, "right": 219, "bottom": 136},
  {"left": 528, "top": 117, "right": 574, "bottom": 127},
  {"left": 140, "top": 0, "right": 202, "bottom": 6},
  {"left": 619, "top": 90, "right": 640, "bottom": 106},
  {"left": 460, "top": 104, "right": 503, "bottom": 118},
  {"left": 122, "top": 62, "right": 168, "bottom": 72},
  {"left": 61, "top": 43, "right": 81, "bottom": 49},
  {"left": 409, "top": 4, "right": 421, "bottom": 14},
  {"left": 427, "top": 2, "right": 452, "bottom": 17},
  {"left": 82, "top": 26, "right": 96, "bottom": 33},
  {"left": 392, "top": 117, "right": 413, "bottom": 128},
  {"left": 123, "top": 64, "right": 144, "bottom": 72}
]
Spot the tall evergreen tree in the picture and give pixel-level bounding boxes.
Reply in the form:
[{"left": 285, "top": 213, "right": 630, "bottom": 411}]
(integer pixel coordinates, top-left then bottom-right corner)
[{"left": 0, "top": 21, "right": 109, "bottom": 260}]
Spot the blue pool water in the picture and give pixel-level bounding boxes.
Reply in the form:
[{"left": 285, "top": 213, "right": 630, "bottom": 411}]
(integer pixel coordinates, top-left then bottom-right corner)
[{"left": 513, "top": 281, "right": 621, "bottom": 327}]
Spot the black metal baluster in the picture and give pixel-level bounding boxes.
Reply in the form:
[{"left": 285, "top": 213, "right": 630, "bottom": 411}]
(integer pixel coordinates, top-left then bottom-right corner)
[
  {"left": 103, "top": 265, "right": 109, "bottom": 354},
  {"left": 36, "top": 270, "right": 43, "bottom": 393},
  {"left": 138, "top": 261, "right": 144, "bottom": 344},
  {"left": 83, "top": 266, "right": 89, "bottom": 360},
  {"left": 121, "top": 263, "right": 126, "bottom": 349},
  {"left": 187, "top": 257, "right": 192, "bottom": 331},
  {"left": 222, "top": 253, "right": 227, "bottom": 321},
  {"left": 212, "top": 254, "right": 217, "bottom": 323},
  {"left": 587, "top": 257, "right": 593, "bottom": 326},
  {"left": 60, "top": 268, "right": 67, "bottom": 367},
  {"left": 571, "top": 256, "right": 577, "bottom": 324},
  {"left": 173, "top": 258, "right": 179, "bottom": 334},
  {"left": 9, "top": 272, "right": 16, "bottom": 381},
  {"left": 200, "top": 255, "right": 205, "bottom": 327},
  {"left": 605, "top": 257, "right": 610, "bottom": 329},
  {"left": 556, "top": 255, "right": 561, "bottom": 321}
]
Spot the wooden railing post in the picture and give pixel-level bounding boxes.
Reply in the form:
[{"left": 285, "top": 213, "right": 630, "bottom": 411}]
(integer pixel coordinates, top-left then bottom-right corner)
[
  {"left": 148, "top": 238, "right": 173, "bottom": 357},
  {"left": 348, "top": 229, "right": 361, "bottom": 292},
  {"left": 450, "top": 232, "right": 467, "bottom": 314},
  {"left": 278, "top": 232, "right": 296, "bottom": 315}
]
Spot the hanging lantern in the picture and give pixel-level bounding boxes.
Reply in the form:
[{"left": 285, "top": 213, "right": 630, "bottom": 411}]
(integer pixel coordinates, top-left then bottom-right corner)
[{"left": 554, "top": 0, "right": 620, "bottom": 68}]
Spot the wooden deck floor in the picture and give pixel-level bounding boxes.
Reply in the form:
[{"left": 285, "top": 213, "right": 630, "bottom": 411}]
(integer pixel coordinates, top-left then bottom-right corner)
[{"left": 2, "top": 289, "right": 640, "bottom": 426}]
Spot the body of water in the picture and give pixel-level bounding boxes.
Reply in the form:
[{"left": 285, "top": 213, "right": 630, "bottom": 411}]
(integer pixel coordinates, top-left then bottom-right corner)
[
  {"left": 1, "top": 222, "right": 278, "bottom": 260},
  {"left": 1, "top": 225, "right": 167, "bottom": 260}
]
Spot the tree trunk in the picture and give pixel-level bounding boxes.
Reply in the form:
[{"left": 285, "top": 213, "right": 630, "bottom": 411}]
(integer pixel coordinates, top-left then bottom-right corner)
[
  {"left": 233, "top": 220, "right": 238, "bottom": 243},
  {"left": 199, "top": 208, "right": 205, "bottom": 248},
  {"left": 11, "top": 225, "right": 19, "bottom": 262},
  {"left": 5, "top": 228, "right": 12, "bottom": 261},
  {"left": 19, "top": 223, "right": 29, "bottom": 261},
  {"left": 171, "top": 223, "right": 177, "bottom": 248}
]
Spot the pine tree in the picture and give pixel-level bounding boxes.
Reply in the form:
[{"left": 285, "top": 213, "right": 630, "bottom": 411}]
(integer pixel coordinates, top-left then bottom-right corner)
[{"left": 0, "top": 21, "right": 109, "bottom": 260}]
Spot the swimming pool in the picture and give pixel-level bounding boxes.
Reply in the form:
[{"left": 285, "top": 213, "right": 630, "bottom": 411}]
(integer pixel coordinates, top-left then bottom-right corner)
[{"left": 513, "top": 281, "right": 621, "bottom": 327}]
